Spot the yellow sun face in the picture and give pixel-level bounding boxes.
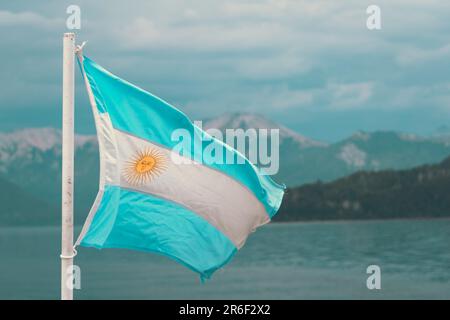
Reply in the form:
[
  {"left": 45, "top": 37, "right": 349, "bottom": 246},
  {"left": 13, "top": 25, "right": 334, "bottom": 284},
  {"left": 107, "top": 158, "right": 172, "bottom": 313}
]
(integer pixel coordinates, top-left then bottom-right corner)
[{"left": 123, "top": 149, "right": 167, "bottom": 186}]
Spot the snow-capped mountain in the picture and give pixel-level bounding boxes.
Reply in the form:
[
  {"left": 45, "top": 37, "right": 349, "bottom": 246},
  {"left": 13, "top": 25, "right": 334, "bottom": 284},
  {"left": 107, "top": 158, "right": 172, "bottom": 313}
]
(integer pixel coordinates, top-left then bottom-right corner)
[
  {"left": 0, "top": 127, "right": 96, "bottom": 173},
  {"left": 202, "top": 112, "right": 326, "bottom": 148},
  {"left": 2, "top": 114, "right": 450, "bottom": 225},
  {"left": 295, "top": 130, "right": 450, "bottom": 184},
  {"left": 0, "top": 127, "right": 99, "bottom": 224}
]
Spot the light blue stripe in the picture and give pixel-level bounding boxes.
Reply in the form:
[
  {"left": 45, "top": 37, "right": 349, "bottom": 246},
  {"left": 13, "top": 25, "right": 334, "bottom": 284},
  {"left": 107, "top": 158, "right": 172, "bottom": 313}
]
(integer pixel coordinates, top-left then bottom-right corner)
[
  {"left": 80, "top": 185, "right": 237, "bottom": 280},
  {"left": 81, "top": 56, "right": 284, "bottom": 218}
]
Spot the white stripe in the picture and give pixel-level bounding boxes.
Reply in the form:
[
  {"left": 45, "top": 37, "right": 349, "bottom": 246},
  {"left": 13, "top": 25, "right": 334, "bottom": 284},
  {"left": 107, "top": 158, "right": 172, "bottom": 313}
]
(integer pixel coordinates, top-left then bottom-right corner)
[
  {"left": 112, "top": 127, "right": 269, "bottom": 248},
  {"left": 76, "top": 113, "right": 120, "bottom": 245},
  {"left": 75, "top": 56, "right": 119, "bottom": 246}
]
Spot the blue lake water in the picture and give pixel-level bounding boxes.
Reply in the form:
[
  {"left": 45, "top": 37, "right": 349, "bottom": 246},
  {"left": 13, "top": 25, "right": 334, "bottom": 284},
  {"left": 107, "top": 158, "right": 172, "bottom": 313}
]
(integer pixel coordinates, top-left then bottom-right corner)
[{"left": 0, "top": 219, "right": 449, "bottom": 299}]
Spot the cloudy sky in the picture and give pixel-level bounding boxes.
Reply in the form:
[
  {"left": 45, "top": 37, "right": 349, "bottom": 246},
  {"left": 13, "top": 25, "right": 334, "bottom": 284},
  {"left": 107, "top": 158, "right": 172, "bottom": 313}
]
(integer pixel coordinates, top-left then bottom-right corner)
[{"left": 1, "top": 0, "right": 450, "bottom": 141}]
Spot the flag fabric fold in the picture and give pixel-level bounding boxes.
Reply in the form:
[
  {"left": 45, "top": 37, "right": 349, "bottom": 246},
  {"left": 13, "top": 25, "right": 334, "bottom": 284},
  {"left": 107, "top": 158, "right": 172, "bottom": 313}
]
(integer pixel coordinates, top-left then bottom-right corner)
[{"left": 75, "top": 55, "right": 285, "bottom": 280}]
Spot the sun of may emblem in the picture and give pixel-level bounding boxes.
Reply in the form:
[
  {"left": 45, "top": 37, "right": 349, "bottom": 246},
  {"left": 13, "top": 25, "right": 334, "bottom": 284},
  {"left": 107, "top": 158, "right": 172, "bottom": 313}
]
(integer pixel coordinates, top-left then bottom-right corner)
[{"left": 123, "top": 149, "right": 167, "bottom": 186}]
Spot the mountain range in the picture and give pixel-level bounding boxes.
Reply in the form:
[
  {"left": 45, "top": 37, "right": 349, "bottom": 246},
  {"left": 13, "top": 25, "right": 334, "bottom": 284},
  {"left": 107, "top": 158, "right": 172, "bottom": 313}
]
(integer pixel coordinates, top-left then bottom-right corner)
[
  {"left": 1, "top": 112, "right": 450, "bottom": 225},
  {"left": 203, "top": 113, "right": 450, "bottom": 186},
  {"left": 277, "top": 156, "right": 450, "bottom": 221}
]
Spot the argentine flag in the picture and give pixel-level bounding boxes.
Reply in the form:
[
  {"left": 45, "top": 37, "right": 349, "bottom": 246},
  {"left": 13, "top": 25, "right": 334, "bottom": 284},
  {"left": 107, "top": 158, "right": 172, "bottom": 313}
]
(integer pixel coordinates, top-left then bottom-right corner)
[{"left": 75, "top": 55, "right": 285, "bottom": 280}]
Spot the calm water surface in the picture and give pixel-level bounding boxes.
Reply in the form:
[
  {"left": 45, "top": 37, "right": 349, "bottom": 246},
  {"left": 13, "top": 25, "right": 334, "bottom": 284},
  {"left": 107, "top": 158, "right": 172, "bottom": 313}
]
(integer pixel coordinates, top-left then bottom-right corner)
[{"left": 0, "top": 219, "right": 449, "bottom": 299}]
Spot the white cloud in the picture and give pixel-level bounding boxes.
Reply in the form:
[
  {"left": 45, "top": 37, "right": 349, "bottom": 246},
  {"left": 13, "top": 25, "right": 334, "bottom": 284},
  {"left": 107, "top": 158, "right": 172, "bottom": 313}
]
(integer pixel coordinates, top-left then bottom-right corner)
[
  {"left": 222, "top": 0, "right": 289, "bottom": 17},
  {"left": 236, "top": 51, "right": 311, "bottom": 80},
  {"left": 329, "top": 82, "right": 374, "bottom": 110},
  {"left": 264, "top": 87, "right": 314, "bottom": 110},
  {"left": 396, "top": 44, "right": 450, "bottom": 66},
  {"left": 1, "top": 0, "right": 450, "bottom": 136},
  {"left": 0, "top": 10, "right": 61, "bottom": 28},
  {"left": 118, "top": 16, "right": 290, "bottom": 51},
  {"left": 390, "top": 83, "right": 450, "bottom": 111}
]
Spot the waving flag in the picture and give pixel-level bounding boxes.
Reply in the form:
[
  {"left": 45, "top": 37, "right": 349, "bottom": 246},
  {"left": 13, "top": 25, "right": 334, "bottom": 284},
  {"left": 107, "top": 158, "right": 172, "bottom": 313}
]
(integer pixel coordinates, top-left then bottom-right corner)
[{"left": 75, "top": 55, "right": 285, "bottom": 280}]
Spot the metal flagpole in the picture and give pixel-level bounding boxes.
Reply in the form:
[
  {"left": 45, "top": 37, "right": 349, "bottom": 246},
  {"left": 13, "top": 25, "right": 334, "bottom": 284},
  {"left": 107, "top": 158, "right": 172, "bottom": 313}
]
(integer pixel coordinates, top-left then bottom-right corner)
[{"left": 61, "top": 32, "right": 75, "bottom": 300}]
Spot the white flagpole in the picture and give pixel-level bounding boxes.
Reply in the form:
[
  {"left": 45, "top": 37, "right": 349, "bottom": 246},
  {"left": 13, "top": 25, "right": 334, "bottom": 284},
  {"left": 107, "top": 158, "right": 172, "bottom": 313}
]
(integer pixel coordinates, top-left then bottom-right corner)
[{"left": 61, "top": 32, "right": 75, "bottom": 300}]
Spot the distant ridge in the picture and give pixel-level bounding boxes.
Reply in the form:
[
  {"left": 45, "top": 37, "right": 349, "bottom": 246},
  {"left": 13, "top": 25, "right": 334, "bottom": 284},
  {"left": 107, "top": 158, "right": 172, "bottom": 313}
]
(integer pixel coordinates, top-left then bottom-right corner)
[
  {"left": 1, "top": 113, "right": 450, "bottom": 225},
  {"left": 1, "top": 115, "right": 450, "bottom": 188},
  {"left": 0, "top": 175, "right": 56, "bottom": 225},
  {"left": 0, "top": 127, "right": 96, "bottom": 152},
  {"left": 277, "top": 156, "right": 450, "bottom": 221}
]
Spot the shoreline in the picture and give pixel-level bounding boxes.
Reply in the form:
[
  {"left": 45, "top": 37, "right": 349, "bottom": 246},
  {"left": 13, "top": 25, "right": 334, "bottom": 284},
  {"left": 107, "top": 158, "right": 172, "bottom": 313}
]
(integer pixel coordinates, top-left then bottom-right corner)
[
  {"left": 271, "top": 215, "right": 450, "bottom": 225},
  {"left": 1, "top": 216, "right": 450, "bottom": 229}
]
